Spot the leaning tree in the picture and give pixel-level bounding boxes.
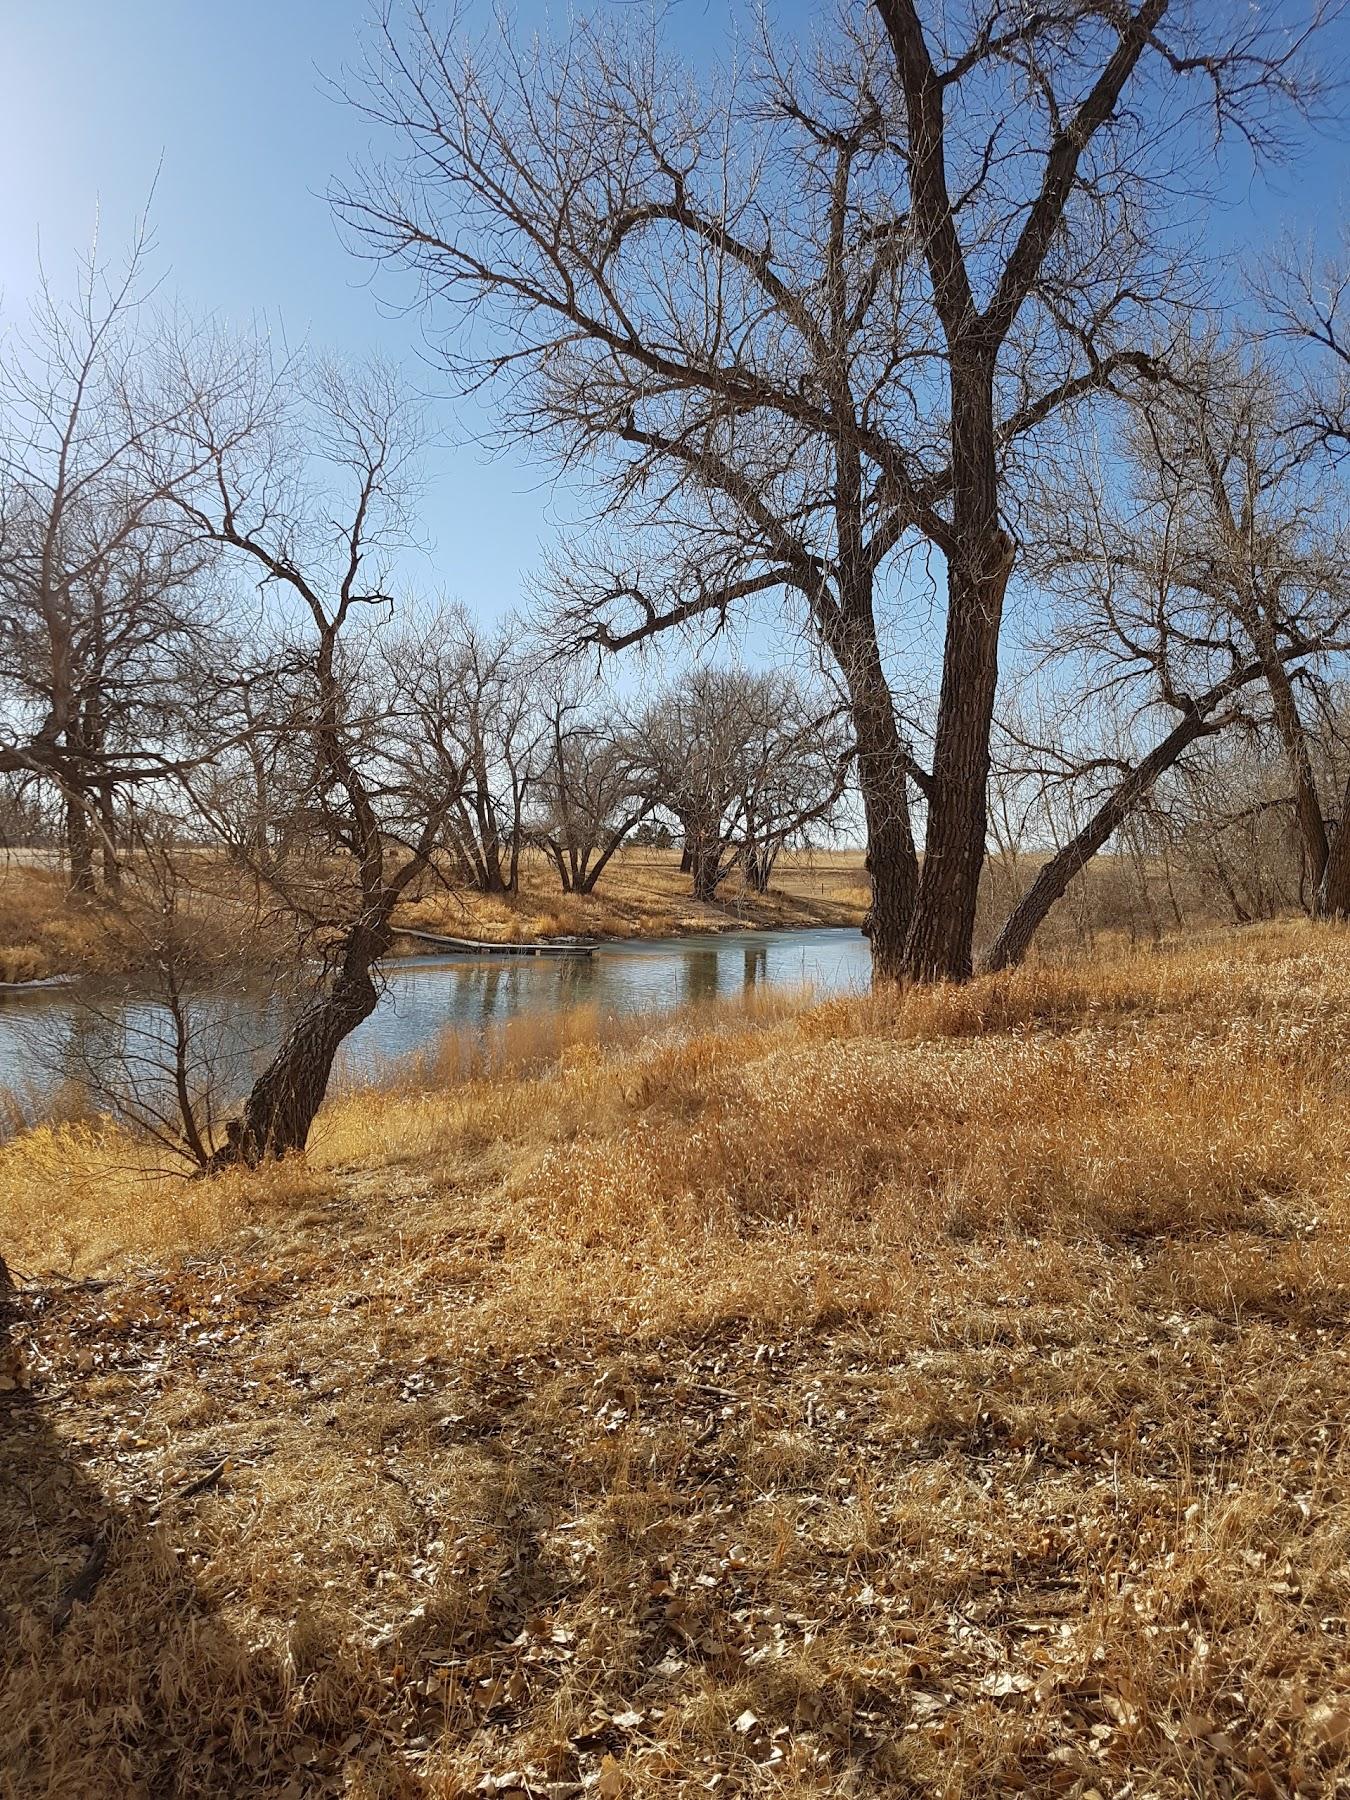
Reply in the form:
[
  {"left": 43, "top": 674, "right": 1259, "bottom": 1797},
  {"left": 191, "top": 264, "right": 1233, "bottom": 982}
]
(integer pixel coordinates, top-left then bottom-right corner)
[
  {"left": 336, "top": 0, "right": 1331, "bottom": 980},
  {"left": 1118, "top": 340, "right": 1350, "bottom": 920},
  {"left": 162, "top": 344, "right": 465, "bottom": 1165},
  {"left": 1256, "top": 231, "right": 1350, "bottom": 916},
  {"left": 982, "top": 335, "right": 1350, "bottom": 969}
]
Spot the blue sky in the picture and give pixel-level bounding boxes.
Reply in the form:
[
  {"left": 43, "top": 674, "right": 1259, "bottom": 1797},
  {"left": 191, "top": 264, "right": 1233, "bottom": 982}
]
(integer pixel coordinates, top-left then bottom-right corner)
[{"left": 2, "top": 0, "right": 1347, "bottom": 628}]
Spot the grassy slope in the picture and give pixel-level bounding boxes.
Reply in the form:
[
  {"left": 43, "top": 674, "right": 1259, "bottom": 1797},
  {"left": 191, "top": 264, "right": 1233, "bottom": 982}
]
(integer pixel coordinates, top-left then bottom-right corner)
[
  {"left": 0, "top": 864, "right": 108, "bottom": 984},
  {"left": 5, "top": 923, "right": 1350, "bottom": 1797},
  {"left": 400, "top": 848, "right": 870, "bottom": 946}
]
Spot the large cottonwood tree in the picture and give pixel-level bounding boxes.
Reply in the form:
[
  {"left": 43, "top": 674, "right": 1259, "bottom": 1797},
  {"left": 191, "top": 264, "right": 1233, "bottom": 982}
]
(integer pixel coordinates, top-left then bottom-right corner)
[{"left": 338, "top": 0, "right": 1331, "bottom": 979}]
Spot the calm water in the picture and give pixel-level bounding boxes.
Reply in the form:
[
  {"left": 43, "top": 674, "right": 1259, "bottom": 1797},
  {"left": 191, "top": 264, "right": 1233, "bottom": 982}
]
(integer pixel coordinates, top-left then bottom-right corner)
[{"left": 0, "top": 928, "right": 871, "bottom": 1119}]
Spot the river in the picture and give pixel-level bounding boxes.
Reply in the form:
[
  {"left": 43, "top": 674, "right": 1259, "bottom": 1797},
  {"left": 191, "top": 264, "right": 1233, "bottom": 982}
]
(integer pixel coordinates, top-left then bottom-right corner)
[{"left": 0, "top": 927, "right": 871, "bottom": 1123}]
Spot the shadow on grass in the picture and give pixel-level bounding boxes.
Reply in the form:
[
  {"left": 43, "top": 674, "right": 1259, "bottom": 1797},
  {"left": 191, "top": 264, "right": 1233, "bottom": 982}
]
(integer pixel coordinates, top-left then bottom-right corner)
[{"left": 0, "top": 1267, "right": 379, "bottom": 1800}]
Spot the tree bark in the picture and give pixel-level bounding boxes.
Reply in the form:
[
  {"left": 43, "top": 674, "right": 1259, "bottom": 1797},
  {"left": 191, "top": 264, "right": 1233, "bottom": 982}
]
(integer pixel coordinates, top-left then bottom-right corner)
[
  {"left": 827, "top": 597, "right": 919, "bottom": 980},
  {"left": 207, "top": 924, "right": 387, "bottom": 1167},
  {"left": 689, "top": 837, "right": 723, "bottom": 903},
  {"left": 1259, "top": 650, "right": 1330, "bottom": 902},
  {"left": 97, "top": 780, "right": 120, "bottom": 894},
  {"left": 65, "top": 791, "right": 96, "bottom": 897},
  {"left": 857, "top": 781, "right": 919, "bottom": 980},
  {"left": 548, "top": 844, "right": 574, "bottom": 892},
  {"left": 1318, "top": 782, "right": 1350, "bottom": 919},
  {"left": 903, "top": 540, "right": 1011, "bottom": 975},
  {"left": 899, "top": 340, "right": 1012, "bottom": 982}
]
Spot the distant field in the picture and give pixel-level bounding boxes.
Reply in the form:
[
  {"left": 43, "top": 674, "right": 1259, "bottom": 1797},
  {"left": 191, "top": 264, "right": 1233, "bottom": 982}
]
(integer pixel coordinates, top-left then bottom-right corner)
[{"left": 0, "top": 837, "right": 1305, "bottom": 985}]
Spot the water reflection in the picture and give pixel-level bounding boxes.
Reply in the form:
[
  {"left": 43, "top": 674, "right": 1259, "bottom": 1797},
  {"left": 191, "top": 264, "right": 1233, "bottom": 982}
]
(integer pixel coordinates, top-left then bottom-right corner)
[
  {"left": 0, "top": 928, "right": 870, "bottom": 1120},
  {"left": 679, "top": 948, "right": 722, "bottom": 1008}
]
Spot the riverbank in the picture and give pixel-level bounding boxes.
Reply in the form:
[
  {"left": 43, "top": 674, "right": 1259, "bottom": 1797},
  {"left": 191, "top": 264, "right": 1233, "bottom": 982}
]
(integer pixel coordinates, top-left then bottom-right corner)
[
  {"left": 5, "top": 921, "right": 1350, "bottom": 1796},
  {"left": 0, "top": 849, "right": 870, "bottom": 984},
  {"left": 0, "top": 865, "right": 112, "bottom": 985},
  {"left": 391, "top": 848, "right": 868, "bottom": 953}
]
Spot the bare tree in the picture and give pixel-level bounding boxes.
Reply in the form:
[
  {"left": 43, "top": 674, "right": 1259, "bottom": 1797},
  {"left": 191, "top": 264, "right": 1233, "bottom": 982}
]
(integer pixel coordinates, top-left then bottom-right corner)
[
  {"left": 1164, "top": 736, "right": 1307, "bottom": 923},
  {"left": 983, "top": 348, "right": 1350, "bottom": 970},
  {"left": 737, "top": 688, "right": 855, "bottom": 893},
  {"left": 632, "top": 665, "right": 850, "bottom": 903},
  {"left": 161, "top": 347, "right": 463, "bottom": 1165},
  {"left": 336, "top": 0, "right": 1330, "bottom": 981},
  {"left": 35, "top": 830, "right": 283, "bottom": 1169},
  {"left": 0, "top": 233, "right": 222, "bottom": 893},
  {"left": 402, "top": 607, "right": 541, "bottom": 895},
  {"left": 1257, "top": 234, "right": 1350, "bottom": 914},
  {"left": 1134, "top": 341, "right": 1350, "bottom": 911},
  {"left": 530, "top": 675, "right": 653, "bottom": 894}
]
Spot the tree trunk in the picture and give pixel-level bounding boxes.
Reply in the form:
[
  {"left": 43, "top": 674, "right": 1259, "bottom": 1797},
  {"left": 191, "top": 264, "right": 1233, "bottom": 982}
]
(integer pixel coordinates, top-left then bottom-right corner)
[
  {"left": 544, "top": 841, "right": 574, "bottom": 892},
  {"left": 902, "top": 350, "right": 1010, "bottom": 984},
  {"left": 1261, "top": 650, "right": 1329, "bottom": 903},
  {"left": 902, "top": 546, "right": 1010, "bottom": 980},
  {"left": 481, "top": 836, "right": 509, "bottom": 893},
  {"left": 1210, "top": 848, "right": 1252, "bottom": 924},
  {"left": 829, "top": 605, "right": 919, "bottom": 980},
  {"left": 97, "top": 780, "right": 119, "bottom": 894},
  {"left": 984, "top": 705, "right": 1219, "bottom": 973},
  {"left": 855, "top": 750, "right": 919, "bottom": 979},
  {"left": 207, "top": 926, "right": 386, "bottom": 1168},
  {"left": 576, "top": 826, "right": 633, "bottom": 894},
  {"left": 689, "top": 837, "right": 722, "bottom": 903},
  {"left": 65, "top": 792, "right": 96, "bottom": 897},
  {"left": 743, "top": 843, "right": 778, "bottom": 894},
  {"left": 1319, "top": 786, "right": 1350, "bottom": 918}
]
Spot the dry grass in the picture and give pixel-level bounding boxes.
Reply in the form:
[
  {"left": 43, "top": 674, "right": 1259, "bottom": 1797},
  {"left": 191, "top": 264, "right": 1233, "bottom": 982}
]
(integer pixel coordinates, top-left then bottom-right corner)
[
  {"left": 5, "top": 922, "right": 1350, "bottom": 1797},
  {"left": 0, "top": 863, "right": 108, "bottom": 984},
  {"left": 0, "top": 848, "right": 870, "bottom": 986},
  {"left": 398, "top": 847, "right": 870, "bottom": 945}
]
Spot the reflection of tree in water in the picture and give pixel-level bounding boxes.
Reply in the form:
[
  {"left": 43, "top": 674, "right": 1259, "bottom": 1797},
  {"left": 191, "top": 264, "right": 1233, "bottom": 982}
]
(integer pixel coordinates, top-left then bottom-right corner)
[
  {"left": 19, "top": 979, "right": 292, "bottom": 1161},
  {"left": 443, "top": 959, "right": 508, "bottom": 1023},
  {"left": 679, "top": 947, "right": 723, "bottom": 1008},
  {"left": 427, "top": 954, "right": 600, "bottom": 1045},
  {"left": 1, "top": 938, "right": 875, "bottom": 1132},
  {"left": 551, "top": 955, "right": 595, "bottom": 1009}
]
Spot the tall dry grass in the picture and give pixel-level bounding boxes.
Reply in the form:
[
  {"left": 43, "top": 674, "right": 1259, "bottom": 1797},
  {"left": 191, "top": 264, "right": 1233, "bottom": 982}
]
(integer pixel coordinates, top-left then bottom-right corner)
[
  {"left": 0, "top": 863, "right": 107, "bottom": 984},
  {"left": 4, "top": 922, "right": 1350, "bottom": 1797}
]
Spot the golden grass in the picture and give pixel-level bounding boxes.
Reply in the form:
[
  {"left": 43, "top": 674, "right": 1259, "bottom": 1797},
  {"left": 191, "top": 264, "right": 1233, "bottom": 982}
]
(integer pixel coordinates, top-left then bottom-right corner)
[
  {"left": 5, "top": 922, "right": 1350, "bottom": 1796},
  {"left": 0, "top": 847, "right": 870, "bottom": 986},
  {"left": 398, "top": 846, "right": 870, "bottom": 945},
  {"left": 0, "top": 863, "right": 106, "bottom": 984}
]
